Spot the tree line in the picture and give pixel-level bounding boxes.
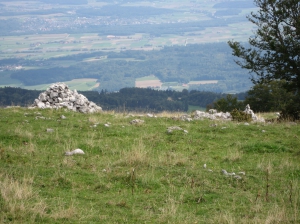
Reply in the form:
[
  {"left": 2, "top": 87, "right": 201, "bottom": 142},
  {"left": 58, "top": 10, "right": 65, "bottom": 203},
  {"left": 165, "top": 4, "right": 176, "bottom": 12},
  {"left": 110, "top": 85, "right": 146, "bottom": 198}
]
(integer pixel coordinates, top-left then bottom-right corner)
[
  {"left": 0, "top": 86, "right": 244, "bottom": 112},
  {"left": 0, "top": 82, "right": 289, "bottom": 114}
]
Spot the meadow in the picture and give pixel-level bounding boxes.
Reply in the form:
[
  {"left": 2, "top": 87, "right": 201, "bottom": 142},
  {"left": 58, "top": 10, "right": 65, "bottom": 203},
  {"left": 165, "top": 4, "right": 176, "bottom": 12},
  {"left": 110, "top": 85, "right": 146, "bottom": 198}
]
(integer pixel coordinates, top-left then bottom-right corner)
[{"left": 0, "top": 107, "right": 299, "bottom": 223}]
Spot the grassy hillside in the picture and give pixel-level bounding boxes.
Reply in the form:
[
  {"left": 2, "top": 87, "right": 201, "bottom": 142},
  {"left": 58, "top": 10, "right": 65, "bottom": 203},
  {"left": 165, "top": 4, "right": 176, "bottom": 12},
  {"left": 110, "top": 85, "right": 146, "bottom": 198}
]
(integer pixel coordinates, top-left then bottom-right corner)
[{"left": 0, "top": 107, "right": 299, "bottom": 223}]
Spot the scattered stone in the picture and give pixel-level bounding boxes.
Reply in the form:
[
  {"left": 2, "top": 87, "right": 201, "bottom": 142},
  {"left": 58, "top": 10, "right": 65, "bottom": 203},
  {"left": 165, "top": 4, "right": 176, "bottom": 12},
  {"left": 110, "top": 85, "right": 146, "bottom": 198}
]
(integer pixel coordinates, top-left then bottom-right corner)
[
  {"left": 61, "top": 115, "right": 67, "bottom": 119},
  {"left": 104, "top": 124, "right": 110, "bottom": 127},
  {"left": 180, "top": 114, "right": 193, "bottom": 121},
  {"left": 130, "top": 119, "right": 144, "bottom": 124},
  {"left": 147, "top": 113, "right": 154, "bottom": 117},
  {"left": 203, "top": 164, "right": 207, "bottom": 169},
  {"left": 36, "top": 116, "right": 46, "bottom": 120},
  {"left": 262, "top": 130, "right": 266, "bottom": 133},
  {"left": 221, "top": 169, "right": 228, "bottom": 175},
  {"left": 193, "top": 105, "right": 264, "bottom": 122},
  {"left": 167, "top": 126, "right": 183, "bottom": 133},
  {"left": 221, "top": 169, "right": 235, "bottom": 176},
  {"left": 65, "top": 148, "right": 85, "bottom": 156},
  {"left": 233, "top": 175, "right": 242, "bottom": 180},
  {"left": 227, "top": 172, "right": 236, "bottom": 176},
  {"left": 46, "top": 128, "right": 54, "bottom": 133},
  {"left": 222, "top": 169, "right": 244, "bottom": 179},
  {"left": 194, "top": 110, "right": 231, "bottom": 120},
  {"left": 244, "top": 122, "right": 250, "bottom": 126},
  {"left": 31, "top": 82, "right": 102, "bottom": 113}
]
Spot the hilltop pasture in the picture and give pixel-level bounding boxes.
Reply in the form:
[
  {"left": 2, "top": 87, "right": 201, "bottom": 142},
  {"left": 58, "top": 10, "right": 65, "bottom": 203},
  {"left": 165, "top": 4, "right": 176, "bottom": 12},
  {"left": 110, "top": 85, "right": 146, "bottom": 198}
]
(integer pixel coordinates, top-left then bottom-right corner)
[{"left": 0, "top": 107, "right": 299, "bottom": 223}]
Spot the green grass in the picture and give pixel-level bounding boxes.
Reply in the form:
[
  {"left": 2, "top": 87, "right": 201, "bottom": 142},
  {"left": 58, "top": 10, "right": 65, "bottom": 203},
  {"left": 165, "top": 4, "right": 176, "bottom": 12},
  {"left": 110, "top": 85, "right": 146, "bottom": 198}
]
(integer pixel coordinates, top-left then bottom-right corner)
[{"left": 0, "top": 107, "right": 299, "bottom": 223}]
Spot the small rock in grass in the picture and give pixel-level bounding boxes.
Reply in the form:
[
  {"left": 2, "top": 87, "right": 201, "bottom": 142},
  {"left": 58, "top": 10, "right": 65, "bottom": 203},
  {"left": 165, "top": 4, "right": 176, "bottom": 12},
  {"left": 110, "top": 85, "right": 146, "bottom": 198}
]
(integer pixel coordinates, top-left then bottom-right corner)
[
  {"left": 130, "top": 119, "right": 144, "bottom": 125},
  {"left": 233, "top": 175, "right": 242, "bottom": 180},
  {"left": 65, "top": 148, "right": 85, "bottom": 156},
  {"left": 221, "top": 169, "right": 228, "bottom": 175}
]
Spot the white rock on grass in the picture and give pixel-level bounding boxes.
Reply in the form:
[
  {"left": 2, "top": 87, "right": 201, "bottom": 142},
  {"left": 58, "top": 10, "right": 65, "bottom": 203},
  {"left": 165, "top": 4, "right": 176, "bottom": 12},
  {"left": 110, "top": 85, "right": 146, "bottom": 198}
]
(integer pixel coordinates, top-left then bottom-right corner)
[
  {"left": 244, "top": 104, "right": 265, "bottom": 122},
  {"left": 65, "top": 148, "right": 85, "bottom": 156},
  {"left": 167, "top": 126, "right": 183, "bottom": 133},
  {"left": 221, "top": 169, "right": 228, "bottom": 175},
  {"left": 130, "top": 119, "right": 144, "bottom": 124},
  {"left": 233, "top": 175, "right": 242, "bottom": 180}
]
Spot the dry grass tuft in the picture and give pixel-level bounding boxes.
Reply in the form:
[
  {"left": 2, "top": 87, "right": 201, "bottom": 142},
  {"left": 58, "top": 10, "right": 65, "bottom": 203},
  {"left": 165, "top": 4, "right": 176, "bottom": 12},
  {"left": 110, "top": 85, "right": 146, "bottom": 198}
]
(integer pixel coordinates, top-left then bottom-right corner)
[
  {"left": 224, "top": 148, "right": 243, "bottom": 162},
  {"left": 158, "top": 194, "right": 180, "bottom": 222},
  {"left": 50, "top": 200, "right": 78, "bottom": 220},
  {"left": 158, "top": 151, "right": 188, "bottom": 166},
  {"left": 0, "top": 174, "right": 47, "bottom": 221},
  {"left": 0, "top": 174, "right": 34, "bottom": 202},
  {"left": 265, "top": 205, "right": 287, "bottom": 224},
  {"left": 120, "top": 139, "right": 150, "bottom": 166}
]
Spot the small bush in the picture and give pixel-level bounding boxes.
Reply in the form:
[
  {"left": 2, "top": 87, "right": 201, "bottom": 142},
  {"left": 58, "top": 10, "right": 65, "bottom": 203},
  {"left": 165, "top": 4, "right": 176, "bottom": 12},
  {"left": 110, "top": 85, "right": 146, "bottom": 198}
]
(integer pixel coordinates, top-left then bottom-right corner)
[{"left": 230, "top": 109, "right": 252, "bottom": 122}]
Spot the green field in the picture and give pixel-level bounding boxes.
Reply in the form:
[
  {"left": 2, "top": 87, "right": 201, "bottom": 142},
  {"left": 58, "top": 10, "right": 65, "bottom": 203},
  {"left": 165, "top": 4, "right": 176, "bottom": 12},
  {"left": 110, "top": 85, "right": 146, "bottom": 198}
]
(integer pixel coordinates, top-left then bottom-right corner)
[
  {"left": 23, "top": 79, "right": 99, "bottom": 91},
  {"left": 0, "top": 76, "right": 99, "bottom": 91},
  {"left": 0, "top": 107, "right": 299, "bottom": 223}
]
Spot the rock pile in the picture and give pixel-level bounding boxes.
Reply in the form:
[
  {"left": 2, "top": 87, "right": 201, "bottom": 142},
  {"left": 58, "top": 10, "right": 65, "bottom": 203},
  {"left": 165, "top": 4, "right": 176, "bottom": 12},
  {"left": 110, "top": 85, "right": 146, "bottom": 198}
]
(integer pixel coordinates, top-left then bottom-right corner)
[
  {"left": 192, "top": 105, "right": 264, "bottom": 122},
  {"left": 244, "top": 104, "right": 265, "bottom": 122},
  {"left": 31, "top": 83, "right": 102, "bottom": 113},
  {"left": 193, "top": 110, "right": 232, "bottom": 120}
]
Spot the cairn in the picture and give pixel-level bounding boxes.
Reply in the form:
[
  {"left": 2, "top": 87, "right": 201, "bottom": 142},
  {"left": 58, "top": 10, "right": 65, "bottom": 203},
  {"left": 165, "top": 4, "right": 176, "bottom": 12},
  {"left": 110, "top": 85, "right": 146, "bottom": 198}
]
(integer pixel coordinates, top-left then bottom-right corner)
[{"left": 31, "top": 82, "right": 102, "bottom": 113}]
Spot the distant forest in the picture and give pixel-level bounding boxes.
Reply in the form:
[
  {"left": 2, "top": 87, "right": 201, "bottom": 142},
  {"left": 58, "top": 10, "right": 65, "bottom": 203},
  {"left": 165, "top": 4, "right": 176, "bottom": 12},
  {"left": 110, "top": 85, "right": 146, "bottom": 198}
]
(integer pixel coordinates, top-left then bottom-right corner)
[
  {"left": 0, "top": 87, "right": 247, "bottom": 112},
  {"left": 7, "top": 43, "right": 252, "bottom": 93}
]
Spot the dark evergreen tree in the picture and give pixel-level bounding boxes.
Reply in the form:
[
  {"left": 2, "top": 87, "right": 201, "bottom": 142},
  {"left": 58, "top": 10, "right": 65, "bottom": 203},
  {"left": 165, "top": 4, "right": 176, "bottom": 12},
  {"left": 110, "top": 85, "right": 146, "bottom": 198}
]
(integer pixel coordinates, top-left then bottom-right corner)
[
  {"left": 245, "top": 80, "right": 295, "bottom": 112},
  {"left": 213, "top": 94, "right": 245, "bottom": 112}
]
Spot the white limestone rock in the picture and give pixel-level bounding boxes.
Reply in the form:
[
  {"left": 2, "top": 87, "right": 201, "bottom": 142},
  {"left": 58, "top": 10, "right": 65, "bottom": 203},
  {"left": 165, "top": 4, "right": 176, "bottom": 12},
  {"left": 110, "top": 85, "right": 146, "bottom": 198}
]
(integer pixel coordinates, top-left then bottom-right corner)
[
  {"left": 31, "top": 82, "right": 102, "bottom": 113},
  {"left": 65, "top": 148, "right": 85, "bottom": 156}
]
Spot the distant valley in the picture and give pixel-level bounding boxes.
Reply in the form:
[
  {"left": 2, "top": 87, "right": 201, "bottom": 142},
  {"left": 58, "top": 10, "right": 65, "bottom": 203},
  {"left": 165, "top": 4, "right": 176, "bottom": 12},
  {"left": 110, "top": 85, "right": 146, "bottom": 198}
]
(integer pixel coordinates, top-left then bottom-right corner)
[{"left": 0, "top": 0, "right": 258, "bottom": 93}]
